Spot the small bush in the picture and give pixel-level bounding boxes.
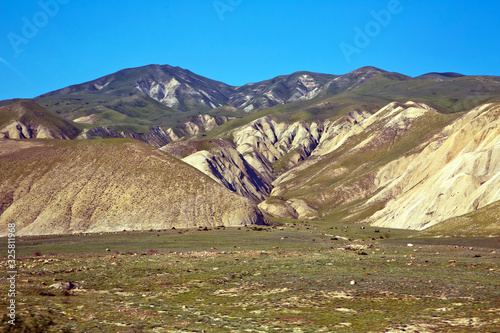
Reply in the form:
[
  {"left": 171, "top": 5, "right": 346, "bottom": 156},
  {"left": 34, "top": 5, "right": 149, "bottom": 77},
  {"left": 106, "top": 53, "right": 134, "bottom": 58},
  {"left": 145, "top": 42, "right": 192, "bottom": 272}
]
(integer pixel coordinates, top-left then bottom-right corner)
[{"left": 0, "top": 312, "right": 54, "bottom": 332}]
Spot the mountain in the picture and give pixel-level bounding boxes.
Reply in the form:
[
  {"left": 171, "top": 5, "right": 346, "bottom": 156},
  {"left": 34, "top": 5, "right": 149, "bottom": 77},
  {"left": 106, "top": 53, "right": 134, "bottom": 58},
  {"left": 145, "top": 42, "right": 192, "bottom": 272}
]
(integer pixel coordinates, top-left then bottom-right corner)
[
  {"left": 0, "top": 139, "right": 263, "bottom": 236},
  {"left": 33, "top": 64, "right": 500, "bottom": 143},
  {"left": 228, "top": 71, "right": 338, "bottom": 111},
  {"left": 0, "top": 100, "right": 80, "bottom": 140},
  {"left": 171, "top": 100, "right": 500, "bottom": 234},
  {"left": 34, "top": 65, "right": 244, "bottom": 138},
  {"left": 365, "top": 103, "right": 500, "bottom": 230},
  {"left": 32, "top": 65, "right": 387, "bottom": 135},
  {"left": 39, "top": 64, "right": 235, "bottom": 111},
  {"left": 415, "top": 72, "right": 466, "bottom": 81},
  {"left": 2, "top": 64, "right": 500, "bottom": 235}
]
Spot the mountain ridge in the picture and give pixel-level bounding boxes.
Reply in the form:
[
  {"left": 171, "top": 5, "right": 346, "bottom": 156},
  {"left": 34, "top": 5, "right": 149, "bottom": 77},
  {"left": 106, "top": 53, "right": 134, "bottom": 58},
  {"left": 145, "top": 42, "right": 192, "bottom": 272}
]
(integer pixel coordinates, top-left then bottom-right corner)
[
  {"left": 0, "top": 139, "right": 264, "bottom": 236},
  {"left": 1, "top": 64, "right": 500, "bottom": 235},
  {"left": 32, "top": 64, "right": 500, "bottom": 141}
]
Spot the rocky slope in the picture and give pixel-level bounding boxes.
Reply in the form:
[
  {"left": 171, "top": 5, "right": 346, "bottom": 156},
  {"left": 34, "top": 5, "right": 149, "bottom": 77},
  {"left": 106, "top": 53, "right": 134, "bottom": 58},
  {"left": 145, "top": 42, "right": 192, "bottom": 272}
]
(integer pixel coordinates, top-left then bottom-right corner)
[
  {"left": 32, "top": 65, "right": 394, "bottom": 139},
  {"left": 161, "top": 139, "right": 273, "bottom": 201},
  {"left": 0, "top": 100, "right": 79, "bottom": 140},
  {"left": 365, "top": 103, "right": 500, "bottom": 229},
  {"left": 253, "top": 101, "right": 445, "bottom": 217},
  {"left": 256, "top": 102, "right": 500, "bottom": 230},
  {"left": 166, "top": 102, "right": 440, "bottom": 204},
  {"left": 32, "top": 64, "right": 500, "bottom": 146},
  {"left": 38, "top": 64, "right": 235, "bottom": 112},
  {"left": 36, "top": 65, "right": 374, "bottom": 113},
  {"left": 228, "top": 71, "right": 338, "bottom": 112},
  {"left": 79, "top": 114, "right": 234, "bottom": 147},
  {"left": 0, "top": 139, "right": 263, "bottom": 236},
  {"left": 173, "top": 100, "right": 500, "bottom": 232}
]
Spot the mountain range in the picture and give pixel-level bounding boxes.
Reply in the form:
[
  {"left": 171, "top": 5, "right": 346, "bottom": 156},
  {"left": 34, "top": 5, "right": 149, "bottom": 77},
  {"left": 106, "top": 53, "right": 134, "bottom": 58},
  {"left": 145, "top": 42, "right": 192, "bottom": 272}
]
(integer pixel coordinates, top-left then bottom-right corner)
[
  {"left": 1, "top": 64, "right": 499, "bottom": 236},
  {"left": 33, "top": 64, "right": 500, "bottom": 144}
]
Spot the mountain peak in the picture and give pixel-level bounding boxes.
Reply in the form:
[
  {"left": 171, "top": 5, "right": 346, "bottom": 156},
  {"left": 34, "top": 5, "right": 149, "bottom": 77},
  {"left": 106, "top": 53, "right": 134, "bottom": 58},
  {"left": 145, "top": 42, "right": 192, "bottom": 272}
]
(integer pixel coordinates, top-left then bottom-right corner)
[
  {"left": 415, "top": 72, "right": 465, "bottom": 81},
  {"left": 348, "top": 66, "right": 387, "bottom": 75}
]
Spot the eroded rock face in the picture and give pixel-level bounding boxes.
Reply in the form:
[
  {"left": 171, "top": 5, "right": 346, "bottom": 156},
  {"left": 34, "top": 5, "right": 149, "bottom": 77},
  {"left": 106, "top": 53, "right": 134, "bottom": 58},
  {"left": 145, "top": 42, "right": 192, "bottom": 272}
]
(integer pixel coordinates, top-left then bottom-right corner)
[
  {"left": 79, "top": 126, "right": 178, "bottom": 148},
  {"left": 366, "top": 103, "right": 500, "bottom": 230},
  {"left": 233, "top": 116, "right": 324, "bottom": 171},
  {"left": 0, "top": 121, "right": 76, "bottom": 140},
  {"left": 167, "top": 102, "right": 436, "bottom": 205},
  {"left": 258, "top": 199, "right": 318, "bottom": 220},
  {"left": 163, "top": 139, "right": 273, "bottom": 202},
  {"left": 0, "top": 140, "right": 264, "bottom": 236},
  {"left": 0, "top": 100, "right": 80, "bottom": 140},
  {"left": 181, "top": 115, "right": 235, "bottom": 137},
  {"left": 0, "top": 121, "right": 33, "bottom": 139},
  {"left": 253, "top": 101, "right": 455, "bottom": 222},
  {"left": 80, "top": 114, "right": 234, "bottom": 146},
  {"left": 256, "top": 101, "right": 500, "bottom": 230},
  {"left": 159, "top": 101, "right": 500, "bottom": 231}
]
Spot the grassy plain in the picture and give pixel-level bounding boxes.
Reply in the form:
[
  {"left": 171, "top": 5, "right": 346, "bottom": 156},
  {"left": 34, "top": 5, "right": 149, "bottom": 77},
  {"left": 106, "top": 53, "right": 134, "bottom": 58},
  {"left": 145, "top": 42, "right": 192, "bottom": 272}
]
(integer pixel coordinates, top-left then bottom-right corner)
[{"left": 0, "top": 221, "right": 499, "bottom": 332}]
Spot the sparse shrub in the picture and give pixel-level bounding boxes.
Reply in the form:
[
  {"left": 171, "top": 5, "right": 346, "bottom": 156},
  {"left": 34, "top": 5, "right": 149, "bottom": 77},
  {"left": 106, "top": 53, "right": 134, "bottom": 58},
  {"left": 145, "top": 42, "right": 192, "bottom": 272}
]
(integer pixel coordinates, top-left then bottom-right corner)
[{"left": 1, "top": 312, "right": 54, "bottom": 332}]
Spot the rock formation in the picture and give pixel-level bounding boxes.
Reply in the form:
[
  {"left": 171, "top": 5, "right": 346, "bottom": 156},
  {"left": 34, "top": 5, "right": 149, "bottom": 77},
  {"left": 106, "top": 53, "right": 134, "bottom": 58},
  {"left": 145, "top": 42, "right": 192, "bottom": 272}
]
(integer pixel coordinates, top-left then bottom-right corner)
[
  {"left": 0, "top": 100, "right": 79, "bottom": 140},
  {"left": 0, "top": 140, "right": 264, "bottom": 236}
]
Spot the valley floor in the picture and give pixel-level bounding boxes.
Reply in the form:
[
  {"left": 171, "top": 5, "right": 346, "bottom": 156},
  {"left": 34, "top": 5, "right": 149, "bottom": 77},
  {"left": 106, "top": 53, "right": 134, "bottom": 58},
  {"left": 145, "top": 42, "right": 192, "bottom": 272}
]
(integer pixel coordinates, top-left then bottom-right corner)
[{"left": 0, "top": 222, "right": 499, "bottom": 332}]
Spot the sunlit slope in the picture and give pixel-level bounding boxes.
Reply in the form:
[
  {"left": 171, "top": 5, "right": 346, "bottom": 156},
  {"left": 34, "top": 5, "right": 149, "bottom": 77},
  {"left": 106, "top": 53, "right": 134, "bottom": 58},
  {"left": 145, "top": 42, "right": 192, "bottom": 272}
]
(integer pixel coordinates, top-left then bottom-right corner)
[
  {"left": 417, "top": 201, "right": 500, "bottom": 237},
  {"left": 0, "top": 100, "right": 79, "bottom": 139},
  {"left": 0, "top": 139, "right": 263, "bottom": 236},
  {"left": 256, "top": 102, "right": 500, "bottom": 231}
]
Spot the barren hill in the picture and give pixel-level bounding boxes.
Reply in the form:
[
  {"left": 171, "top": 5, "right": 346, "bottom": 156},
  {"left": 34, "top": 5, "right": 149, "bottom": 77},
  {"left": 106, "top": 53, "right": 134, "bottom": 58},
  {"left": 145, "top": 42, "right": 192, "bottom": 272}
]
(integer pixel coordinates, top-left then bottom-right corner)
[
  {"left": 0, "top": 139, "right": 263, "bottom": 236},
  {"left": 170, "top": 101, "right": 500, "bottom": 233},
  {"left": 0, "top": 100, "right": 79, "bottom": 140}
]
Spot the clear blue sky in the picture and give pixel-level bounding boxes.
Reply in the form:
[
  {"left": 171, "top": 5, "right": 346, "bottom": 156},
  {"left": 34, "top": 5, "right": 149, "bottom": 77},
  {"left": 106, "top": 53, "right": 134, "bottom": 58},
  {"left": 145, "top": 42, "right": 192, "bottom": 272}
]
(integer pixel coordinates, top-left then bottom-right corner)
[{"left": 1, "top": 0, "right": 499, "bottom": 100}]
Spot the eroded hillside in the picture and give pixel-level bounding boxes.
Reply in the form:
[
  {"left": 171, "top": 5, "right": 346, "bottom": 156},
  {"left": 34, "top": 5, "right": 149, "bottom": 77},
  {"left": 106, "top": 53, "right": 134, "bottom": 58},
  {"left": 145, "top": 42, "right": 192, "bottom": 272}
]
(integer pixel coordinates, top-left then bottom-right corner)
[
  {"left": 0, "top": 100, "right": 79, "bottom": 140},
  {"left": 171, "top": 101, "right": 500, "bottom": 232},
  {"left": 0, "top": 139, "right": 263, "bottom": 236}
]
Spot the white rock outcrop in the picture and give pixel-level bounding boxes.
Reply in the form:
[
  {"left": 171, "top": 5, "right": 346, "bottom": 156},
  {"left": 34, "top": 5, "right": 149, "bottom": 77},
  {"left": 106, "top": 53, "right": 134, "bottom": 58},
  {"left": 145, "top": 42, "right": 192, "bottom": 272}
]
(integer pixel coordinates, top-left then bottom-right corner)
[{"left": 367, "top": 103, "right": 500, "bottom": 229}]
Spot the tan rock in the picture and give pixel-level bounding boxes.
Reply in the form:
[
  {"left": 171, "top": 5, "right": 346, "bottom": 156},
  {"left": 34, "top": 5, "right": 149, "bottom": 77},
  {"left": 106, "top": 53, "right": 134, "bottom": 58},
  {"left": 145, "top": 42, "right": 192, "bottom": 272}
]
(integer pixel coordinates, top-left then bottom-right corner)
[
  {"left": 0, "top": 140, "right": 264, "bottom": 236},
  {"left": 368, "top": 103, "right": 500, "bottom": 229}
]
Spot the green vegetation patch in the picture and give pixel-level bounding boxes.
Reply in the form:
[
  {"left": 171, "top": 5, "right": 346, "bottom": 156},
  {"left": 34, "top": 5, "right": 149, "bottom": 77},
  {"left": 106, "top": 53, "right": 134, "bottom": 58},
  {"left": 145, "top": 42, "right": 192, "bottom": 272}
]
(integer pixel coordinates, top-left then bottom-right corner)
[
  {"left": 418, "top": 201, "right": 500, "bottom": 238},
  {"left": 0, "top": 222, "right": 498, "bottom": 332}
]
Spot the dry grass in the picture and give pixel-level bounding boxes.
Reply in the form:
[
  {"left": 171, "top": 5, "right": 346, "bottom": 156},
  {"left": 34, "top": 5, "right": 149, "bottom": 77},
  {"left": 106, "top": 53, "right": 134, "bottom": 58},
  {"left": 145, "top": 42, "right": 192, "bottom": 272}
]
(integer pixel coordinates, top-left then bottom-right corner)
[{"left": 0, "top": 222, "right": 498, "bottom": 332}]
